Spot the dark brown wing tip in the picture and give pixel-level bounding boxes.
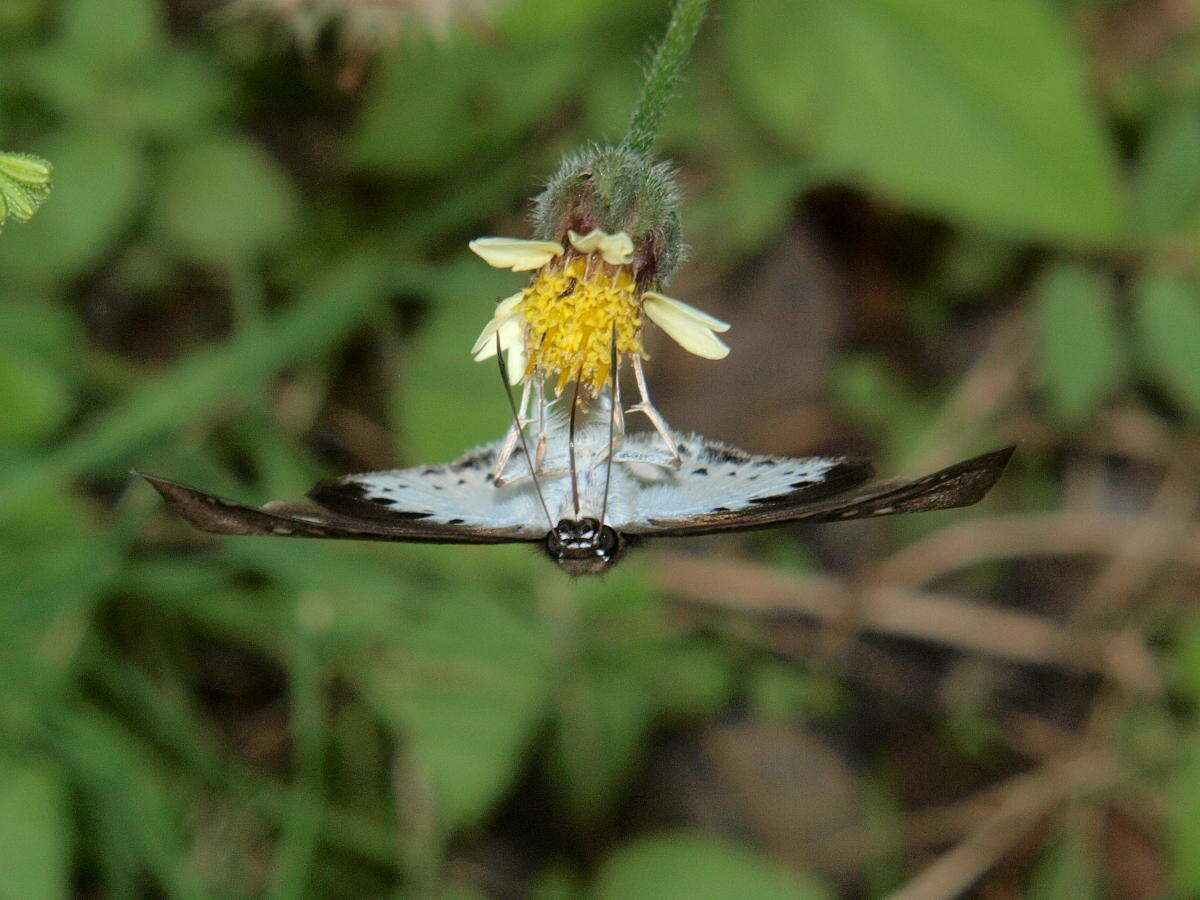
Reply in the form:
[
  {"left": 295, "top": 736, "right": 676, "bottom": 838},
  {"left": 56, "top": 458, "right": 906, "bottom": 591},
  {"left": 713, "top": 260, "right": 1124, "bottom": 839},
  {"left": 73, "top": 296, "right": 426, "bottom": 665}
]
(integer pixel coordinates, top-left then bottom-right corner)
[
  {"left": 891, "top": 443, "right": 1016, "bottom": 514},
  {"left": 944, "top": 444, "right": 1015, "bottom": 502},
  {"left": 788, "top": 444, "right": 1015, "bottom": 525},
  {"left": 134, "top": 471, "right": 275, "bottom": 536}
]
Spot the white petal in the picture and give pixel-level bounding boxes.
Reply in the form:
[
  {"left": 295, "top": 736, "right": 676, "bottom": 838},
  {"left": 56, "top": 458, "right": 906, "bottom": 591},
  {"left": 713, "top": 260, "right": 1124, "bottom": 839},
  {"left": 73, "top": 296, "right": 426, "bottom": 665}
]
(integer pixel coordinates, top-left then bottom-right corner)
[
  {"left": 469, "top": 237, "right": 563, "bottom": 271},
  {"left": 469, "top": 294, "right": 525, "bottom": 355},
  {"left": 505, "top": 338, "right": 527, "bottom": 385},
  {"left": 642, "top": 291, "right": 730, "bottom": 332},
  {"left": 473, "top": 314, "right": 523, "bottom": 362},
  {"left": 470, "top": 314, "right": 506, "bottom": 356},
  {"left": 566, "top": 228, "right": 604, "bottom": 253},
  {"left": 568, "top": 228, "right": 634, "bottom": 266},
  {"left": 494, "top": 291, "right": 525, "bottom": 316},
  {"left": 644, "top": 296, "right": 730, "bottom": 360}
]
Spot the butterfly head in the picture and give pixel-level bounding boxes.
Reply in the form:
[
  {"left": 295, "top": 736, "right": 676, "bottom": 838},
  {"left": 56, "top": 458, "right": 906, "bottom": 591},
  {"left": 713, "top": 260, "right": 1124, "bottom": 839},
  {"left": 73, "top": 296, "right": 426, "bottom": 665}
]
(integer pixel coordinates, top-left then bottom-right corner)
[{"left": 545, "top": 517, "right": 625, "bottom": 576}]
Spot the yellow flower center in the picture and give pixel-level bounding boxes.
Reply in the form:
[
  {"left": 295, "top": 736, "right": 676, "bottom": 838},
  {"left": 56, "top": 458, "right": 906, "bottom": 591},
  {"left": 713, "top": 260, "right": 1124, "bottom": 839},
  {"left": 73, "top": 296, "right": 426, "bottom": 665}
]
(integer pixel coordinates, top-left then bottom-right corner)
[{"left": 520, "top": 254, "right": 644, "bottom": 394}]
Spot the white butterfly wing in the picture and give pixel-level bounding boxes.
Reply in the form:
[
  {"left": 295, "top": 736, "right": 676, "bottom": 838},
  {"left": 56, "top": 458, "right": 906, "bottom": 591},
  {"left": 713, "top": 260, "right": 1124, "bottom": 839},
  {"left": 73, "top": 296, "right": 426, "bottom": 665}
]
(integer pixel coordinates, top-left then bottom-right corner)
[
  {"left": 307, "top": 442, "right": 550, "bottom": 537},
  {"left": 615, "top": 441, "right": 1014, "bottom": 538},
  {"left": 137, "top": 441, "right": 548, "bottom": 544},
  {"left": 608, "top": 434, "right": 874, "bottom": 534}
]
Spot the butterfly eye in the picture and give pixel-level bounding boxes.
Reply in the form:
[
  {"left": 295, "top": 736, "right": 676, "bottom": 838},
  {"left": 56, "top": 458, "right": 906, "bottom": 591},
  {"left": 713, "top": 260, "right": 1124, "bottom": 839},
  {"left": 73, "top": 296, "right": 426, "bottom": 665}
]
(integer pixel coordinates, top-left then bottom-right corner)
[
  {"left": 547, "top": 523, "right": 568, "bottom": 558},
  {"left": 596, "top": 525, "right": 619, "bottom": 558}
]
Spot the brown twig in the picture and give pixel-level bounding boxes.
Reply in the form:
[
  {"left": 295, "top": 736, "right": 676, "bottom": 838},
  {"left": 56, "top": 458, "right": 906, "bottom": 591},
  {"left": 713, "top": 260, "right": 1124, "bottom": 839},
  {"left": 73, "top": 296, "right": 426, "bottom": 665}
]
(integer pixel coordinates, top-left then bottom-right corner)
[
  {"left": 865, "top": 512, "right": 1200, "bottom": 589},
  {"left": 1073, "top": 455, "right": 1199, "bottom": 628},
  {"left": 657, "top": 555, "right": 1107, "bottom": 671},
  {"left": 887, "top": 752, "right": 1118, "bottom": 900},
  {"left": 905, "top": 310, "right": 1029, "bottom": 473}
]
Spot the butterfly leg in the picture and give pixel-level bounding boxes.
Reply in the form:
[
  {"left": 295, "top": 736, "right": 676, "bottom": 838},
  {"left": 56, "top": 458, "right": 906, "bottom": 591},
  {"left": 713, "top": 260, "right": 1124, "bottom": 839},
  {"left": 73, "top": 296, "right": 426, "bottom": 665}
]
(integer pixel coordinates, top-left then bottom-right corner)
[
  {"left": 611, "top": 370, "right": 625, "bottom": 450},
  {"left": 627, "top": 355, "right": 682, "bottom": 468},
  {"left": 534, "top": 377, "right": 549, "bottom": 471},
  {"left": 493, "top": 467, "right": 570, "bottom": 488},
  {"left": 491, "top": 380, "right": 534, "bottom": 486},
  {"left": 587, "top": 376, "right": 628, "bottom": 477}
]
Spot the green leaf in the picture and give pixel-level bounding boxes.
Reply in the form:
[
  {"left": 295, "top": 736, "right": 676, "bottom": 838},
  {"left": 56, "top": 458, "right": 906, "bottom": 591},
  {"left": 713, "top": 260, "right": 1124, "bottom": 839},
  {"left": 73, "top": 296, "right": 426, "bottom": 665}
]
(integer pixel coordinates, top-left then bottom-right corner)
[
  {"left": 1170, "top": 615, "right": 1200, "bottom": 702},
  {"left": 550, "top": 630, "right": 733, "bottom": 823},
  {"left": 0, "top": 349, "right": 74, "bottom": 448},
  {"left": 685, "top": 159, "right": 815, "bottom": 264},
  {"left": 531, "top": 863, "right": 581, "bottom": 900},
  {"left": 0, "top": 132, "right": 139, "bottom": 281},
  {"left": 0, "top": 488, "right": 113, "bottom": 741},
  {"left": 727, "top": 0, "right": 1122, "bottom": 243},
  {"left": 360, "top": 595, "right": 551, "bottom": 832},
  {"left": 0, "top": 151, "right": 52, "bottom": 226},
  {"left": 1132, "top": 107, "right": 1200, "bottom": 238},
  {"left": 551, "top": 657, "right": 656, "bottom": 823},
  {"left": 0, "top": 252, "right": 392, "bottom": 518},
  {"left": 831, "top": 354, "right": 935, "bottom": 464},
  {"left": 134, "top": 53, "right": 228, "bottom": 139},
  {"left": 155, "top": 136, "right": 299, "bottom": 262},
  {"left": 1026, "top": 824, "right": 1101, "bottom": 900},
  {"left": 0, "top": 0, "right": 44, "bottom": 34},
  {"left": 354, "top": 35, "right": 578, "bottom": 175},
  {"left": 650, "top": 640, "right": 735, "bottom": 722},
  {"left": 58, "top": 0, "right": 164, "bottom": 68},
  {"left": 495, "top": 0, "right": 649, "bottom": 43},
  {"left": 54, "top": 709, "right": 208, "bottom": 899},
  {"left": 29, "top": 23, "right": 224, "bottom": 138},
  {"left": 592, "top": 831, "right": 829, "bottom": 900},
  {"left": 0, "top": 756, "right": 72, "bottom": 900},
  {"left": 397, "top": 258, "right": 515, "bottom": 462},
  {"left": 1133, "top": 272, "right": 1200, "bottom": 419},
  {"left": 1170, "top": 732, "right": 1200, "bottom": 895},
  {"left": 0, "top": 296, "right": 79, "bottom": 364},
  {"left": 1034, "top": 262, "right": 1125, "bottom": 425},
  {"left": 748, "top": 662, "right": 842, "bottom": 723}
]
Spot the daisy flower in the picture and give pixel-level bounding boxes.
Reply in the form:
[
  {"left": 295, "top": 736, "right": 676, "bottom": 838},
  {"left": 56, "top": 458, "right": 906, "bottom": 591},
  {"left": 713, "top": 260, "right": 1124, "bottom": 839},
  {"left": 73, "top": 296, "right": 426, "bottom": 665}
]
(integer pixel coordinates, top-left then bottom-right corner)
[
  {"left": 468, "top": 145, "right": 729, "bottom": 479},
  {"left": 470, "top": 147, "right": 730, "bottom": 396}
]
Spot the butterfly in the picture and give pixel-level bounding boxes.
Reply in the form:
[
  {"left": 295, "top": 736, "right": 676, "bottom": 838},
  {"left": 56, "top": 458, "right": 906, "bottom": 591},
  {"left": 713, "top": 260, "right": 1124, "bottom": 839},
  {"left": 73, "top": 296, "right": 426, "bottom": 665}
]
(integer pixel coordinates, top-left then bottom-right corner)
[{"left": 137, "top": 394, "right": 1013, "bottom": 576}]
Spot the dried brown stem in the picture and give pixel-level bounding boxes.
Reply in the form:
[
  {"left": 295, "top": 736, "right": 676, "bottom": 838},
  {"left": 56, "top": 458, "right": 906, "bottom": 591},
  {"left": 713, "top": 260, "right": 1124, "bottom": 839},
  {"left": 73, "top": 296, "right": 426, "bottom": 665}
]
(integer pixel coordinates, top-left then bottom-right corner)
[
  {"left": 888, "top": 752, "right": 1118, "bottom": 900},
  {"left": 905, "top": 310, "right": 1029, "bottom": 473},
  {"left": 1073, "top": 457, "right": 1198, "bottom": 628},
  {"left": 655, "top": 555, "right": 1157, "bottom": 691},
  {"left": 865, "top": 512, "right": 1200, "bottom": 589}
]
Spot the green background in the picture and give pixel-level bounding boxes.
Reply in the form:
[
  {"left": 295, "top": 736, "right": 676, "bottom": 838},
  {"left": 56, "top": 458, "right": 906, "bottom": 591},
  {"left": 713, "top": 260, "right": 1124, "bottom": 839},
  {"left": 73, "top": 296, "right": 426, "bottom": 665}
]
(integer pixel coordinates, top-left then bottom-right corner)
[{"left": 2, "top": 0, "right": 1199, "bottom": 895}]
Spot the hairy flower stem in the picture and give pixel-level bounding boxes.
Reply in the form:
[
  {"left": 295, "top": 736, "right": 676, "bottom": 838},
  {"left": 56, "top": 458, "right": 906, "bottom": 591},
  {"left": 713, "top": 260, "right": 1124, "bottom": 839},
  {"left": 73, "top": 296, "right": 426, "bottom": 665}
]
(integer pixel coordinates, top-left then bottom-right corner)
[{"left": 621, "top": 0, "right": 711, "bottom": 158}]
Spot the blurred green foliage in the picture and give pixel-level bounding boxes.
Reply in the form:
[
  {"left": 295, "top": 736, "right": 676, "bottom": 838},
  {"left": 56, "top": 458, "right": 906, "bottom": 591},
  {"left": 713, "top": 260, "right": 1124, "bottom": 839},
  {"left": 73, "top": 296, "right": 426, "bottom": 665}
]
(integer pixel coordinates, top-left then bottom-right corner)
[
  {"left": 2, "top": 0, "right": 1200, "bottom": 895},
  {"left": 729, "top": 0, "right": 1123, "bottom": 244}
]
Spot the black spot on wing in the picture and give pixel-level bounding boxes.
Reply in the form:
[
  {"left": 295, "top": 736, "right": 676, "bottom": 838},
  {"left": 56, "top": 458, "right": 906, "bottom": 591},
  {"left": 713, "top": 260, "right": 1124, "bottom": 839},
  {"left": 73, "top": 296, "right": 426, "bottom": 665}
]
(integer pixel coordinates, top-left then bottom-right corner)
[
  {"left": 748, "top": 459, "right": 874, "bottom": 506},
  {"left": 308, "top": 479, "right": 435, "bottom": 521},
  {"left": 449, "top": 445, "right": 498, "bottom": 471},
  {"left": 709, "top": 445, "right": 752, "bottom": 463}
]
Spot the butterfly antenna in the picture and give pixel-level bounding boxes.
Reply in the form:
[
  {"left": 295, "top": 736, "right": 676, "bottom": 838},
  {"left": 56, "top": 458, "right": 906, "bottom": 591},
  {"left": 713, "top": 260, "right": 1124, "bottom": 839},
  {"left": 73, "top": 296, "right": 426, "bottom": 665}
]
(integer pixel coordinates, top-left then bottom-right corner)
[
  {"left": 600, "top": 324, "right": 617, "bottom": 526},
  {"left": 496, "top": 336, "right": 554, "bottom": 529},
  {"left": 567, "top": 370, "right": 583, "bottom": 518}
]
